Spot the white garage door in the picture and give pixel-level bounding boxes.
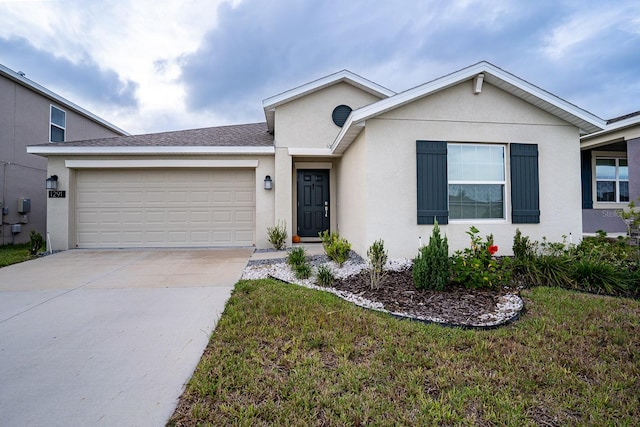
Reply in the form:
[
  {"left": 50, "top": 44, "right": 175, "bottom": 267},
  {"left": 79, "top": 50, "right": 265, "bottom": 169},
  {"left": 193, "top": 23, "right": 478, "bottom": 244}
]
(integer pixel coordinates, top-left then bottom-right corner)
[{"left": 75, "top": 169, "right": 255, "bottom": 248}]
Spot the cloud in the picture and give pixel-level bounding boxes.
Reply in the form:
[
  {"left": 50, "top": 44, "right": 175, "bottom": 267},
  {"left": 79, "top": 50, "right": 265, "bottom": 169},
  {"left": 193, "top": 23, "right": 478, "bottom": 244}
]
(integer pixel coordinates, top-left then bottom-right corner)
[
  {"left": 0, "top": 36, "right": 139, "bottom": 108},
  {"left": 178, "top": 0, "right": 568, "bottom": 121}
]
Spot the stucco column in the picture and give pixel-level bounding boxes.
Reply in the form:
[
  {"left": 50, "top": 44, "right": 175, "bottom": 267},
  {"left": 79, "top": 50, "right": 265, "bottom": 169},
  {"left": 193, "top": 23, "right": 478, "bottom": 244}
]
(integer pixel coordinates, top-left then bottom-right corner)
[
  {"left": 274, "top": 147, "right": 293, "bottom": 242},
  {"left": 628, "top": 137, "right": 640, "bottom": 203},
  {"left": 46, "top": 157, "right": 72, "bottom": 251}
]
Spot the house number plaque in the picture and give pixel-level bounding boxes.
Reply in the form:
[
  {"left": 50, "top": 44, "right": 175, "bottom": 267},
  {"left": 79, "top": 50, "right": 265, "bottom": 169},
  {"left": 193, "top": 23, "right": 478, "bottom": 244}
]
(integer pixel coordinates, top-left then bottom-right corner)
[{"left": 48, "top": 190, "right": 66, "bottom": 198}]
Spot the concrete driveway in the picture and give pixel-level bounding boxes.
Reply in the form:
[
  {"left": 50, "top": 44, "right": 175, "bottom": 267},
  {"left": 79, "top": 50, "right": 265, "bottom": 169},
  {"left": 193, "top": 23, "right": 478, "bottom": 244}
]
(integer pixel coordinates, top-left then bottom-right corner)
[{"left": 0, "top": 248, "right": 253, "bottom": 426}]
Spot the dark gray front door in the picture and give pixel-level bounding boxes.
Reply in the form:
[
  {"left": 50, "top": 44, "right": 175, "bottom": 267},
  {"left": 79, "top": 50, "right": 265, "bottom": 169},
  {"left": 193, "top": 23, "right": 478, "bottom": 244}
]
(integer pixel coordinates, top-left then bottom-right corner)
[{"left": 297, "top": 170, "right": 329, "bottom": 237}]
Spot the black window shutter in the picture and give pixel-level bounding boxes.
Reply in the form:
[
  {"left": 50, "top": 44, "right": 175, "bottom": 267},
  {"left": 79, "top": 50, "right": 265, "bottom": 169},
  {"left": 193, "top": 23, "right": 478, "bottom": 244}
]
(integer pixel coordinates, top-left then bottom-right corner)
[
  {"left": 510, "top": 143, "right": 540, "bottom": 224},
  {"left": 416, "top": 140, "right": 448, "bottom": 225},
  {"left": 581, "top": 149, "right": 593, "bottom": 209}
]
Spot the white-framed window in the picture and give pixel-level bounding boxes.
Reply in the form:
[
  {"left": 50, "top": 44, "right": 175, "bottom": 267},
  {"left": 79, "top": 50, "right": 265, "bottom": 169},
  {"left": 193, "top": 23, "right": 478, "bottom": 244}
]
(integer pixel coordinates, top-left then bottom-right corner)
[
  {"left": 447, "top": 143, "right": 506, "bottom": 220},
  {"left": 50, "top": 105, "right": 66, "bottom": 142},
  {"left": 595, "top": 157, "right": 629, "bottom": 203}
]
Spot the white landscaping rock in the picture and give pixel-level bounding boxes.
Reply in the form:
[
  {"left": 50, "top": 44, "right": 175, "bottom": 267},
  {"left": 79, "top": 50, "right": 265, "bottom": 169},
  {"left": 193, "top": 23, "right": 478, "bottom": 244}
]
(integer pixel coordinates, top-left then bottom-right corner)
[{"left": 241, "top": 257, "right": 523, "bottom": 328}]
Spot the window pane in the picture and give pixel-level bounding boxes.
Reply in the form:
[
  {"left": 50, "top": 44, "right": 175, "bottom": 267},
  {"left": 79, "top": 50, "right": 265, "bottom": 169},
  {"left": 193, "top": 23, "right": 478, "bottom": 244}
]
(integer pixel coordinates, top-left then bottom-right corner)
[
  {"left": 596, "top": 181, "right": 615, "bottom": 202},
  {"left": 448, "top": 145, "right": 463, "bottom": 181},
  {"left": 619, "top": 159, "right": 629, "bottom": 180},
  {"left": 620, "top": 182, "right": 629, "bottom": 202},
  {"left": 51, "top": 125, "right": 65, "bottom": 142},
  {"left": 595, "top": 159, "right": 616, "bottom": 179},
  {"left": 449, "top": 184, "right": 504, "bottom": 219},
  {"left": 448, "top": 145, "right": 504, "bottom": 182},
  {"left": 51, "top": 106, "right": 65, "bottom": 127}
]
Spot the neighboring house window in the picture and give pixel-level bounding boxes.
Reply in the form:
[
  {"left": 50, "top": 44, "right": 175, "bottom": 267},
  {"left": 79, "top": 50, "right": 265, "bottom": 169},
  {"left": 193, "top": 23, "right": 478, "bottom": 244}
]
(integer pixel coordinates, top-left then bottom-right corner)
[
  {"left": 417, "top": 141, "right": 539, "bottom": 225},
  {"left": 50, "top": 105, "right": 66, "bottom": 142},
  {"left": 595, "top": 158, "right": 629, "bottom": 203},
  {"left": 448, "top": 144, "right": 505, "bottom": 220}
]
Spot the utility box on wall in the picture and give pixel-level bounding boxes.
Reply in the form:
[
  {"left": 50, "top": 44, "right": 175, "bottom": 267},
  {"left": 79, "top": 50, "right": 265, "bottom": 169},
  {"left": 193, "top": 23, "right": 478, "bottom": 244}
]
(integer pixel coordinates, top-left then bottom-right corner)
[{"left": 18, "top": 198, "right": 31, "bottom": 214}]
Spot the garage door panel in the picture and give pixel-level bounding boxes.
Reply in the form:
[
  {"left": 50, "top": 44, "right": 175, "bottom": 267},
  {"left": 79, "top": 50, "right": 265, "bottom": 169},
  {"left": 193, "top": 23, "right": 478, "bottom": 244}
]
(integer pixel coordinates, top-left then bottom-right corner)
[
  {"left": 145, "top": 211, "right": 166, "bottom": 223},
  {"left": 236, "top": 191, "right": 255, "bottom": 203},
  {"left": 76, "top": 169, "right": 255, "bottom": 248},
  {"left": 236, "top": 210, "right": 255, "bottom": 223}
]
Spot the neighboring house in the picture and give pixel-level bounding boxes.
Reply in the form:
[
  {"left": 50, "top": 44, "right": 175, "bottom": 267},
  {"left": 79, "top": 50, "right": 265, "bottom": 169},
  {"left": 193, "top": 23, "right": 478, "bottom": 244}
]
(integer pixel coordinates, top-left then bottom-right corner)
[
  {"left": 28, "top": 62, "right": 608, "bottom": 258},
  {"left": 580, "top": 111, "right": 640, "bottom": 235},
  {"left": 0, "top": 63, "right": 128, "bottom": 245}
]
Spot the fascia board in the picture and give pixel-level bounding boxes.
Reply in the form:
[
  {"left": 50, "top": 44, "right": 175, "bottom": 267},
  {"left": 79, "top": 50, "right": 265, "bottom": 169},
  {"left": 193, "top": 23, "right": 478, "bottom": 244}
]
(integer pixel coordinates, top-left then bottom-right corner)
[
  {"left": 581, "top": 115, "right": 640, "bottom": 141},
  {"left": 262, "top": 70, "right": 395, "bottom": 111},
  {"left": 65, "top": 159, "right": 260, "bottom": 168},
  {"left": 26, "top": 146, "right": 275, "bottom": 156},
  {"left": 478, "top": 63, "right": 605, "bottom": 132}
]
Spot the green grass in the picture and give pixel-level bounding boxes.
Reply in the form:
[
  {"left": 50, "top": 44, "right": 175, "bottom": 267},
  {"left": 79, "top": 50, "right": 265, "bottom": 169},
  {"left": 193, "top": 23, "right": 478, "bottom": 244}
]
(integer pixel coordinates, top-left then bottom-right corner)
[
  {"left": 0, "top": 243, "right": 33, "bottom": 268},
  {"left": 169, "top": 280, "right": 640, "bottom": 426}
]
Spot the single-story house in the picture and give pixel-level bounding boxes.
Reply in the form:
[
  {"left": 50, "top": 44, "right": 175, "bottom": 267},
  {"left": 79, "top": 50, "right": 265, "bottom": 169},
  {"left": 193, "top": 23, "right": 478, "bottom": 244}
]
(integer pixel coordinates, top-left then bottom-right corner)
[
  {"left": 581, "top": 111, "right": 640, "bottom": 235},
  {"left": 28, "top": 61, "right": 610, "bottom": 258}
]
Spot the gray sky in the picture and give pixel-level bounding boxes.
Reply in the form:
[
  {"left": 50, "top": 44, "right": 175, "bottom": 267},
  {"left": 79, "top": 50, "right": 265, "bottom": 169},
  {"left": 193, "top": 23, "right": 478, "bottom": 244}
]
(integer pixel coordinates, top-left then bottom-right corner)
[{"left": 1, "top": 0, "right": 638, "bottom": 135}]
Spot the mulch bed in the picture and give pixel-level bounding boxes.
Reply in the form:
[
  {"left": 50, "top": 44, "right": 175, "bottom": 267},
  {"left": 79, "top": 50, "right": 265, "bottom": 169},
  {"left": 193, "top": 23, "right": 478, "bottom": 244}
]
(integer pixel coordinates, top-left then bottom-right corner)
[{"left": 331, "top": 268, "right": 519, "bottom": 327}]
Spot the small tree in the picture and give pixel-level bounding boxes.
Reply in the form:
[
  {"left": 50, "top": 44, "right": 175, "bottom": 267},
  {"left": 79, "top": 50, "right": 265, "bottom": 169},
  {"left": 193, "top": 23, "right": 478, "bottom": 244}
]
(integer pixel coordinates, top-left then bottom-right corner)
[
  {"left": 319, "top": 230, "right": 351, "bottom": 266},
  {"left": 267, "top": 220, "right": 287, "bottom": 250},
  {"left": 413, "top": 221, "right": 449, "bottom": 290},
  {"left": 367, "top": 239, "right": 388, "bottom": 289},
  {"left": 29, "top": 230, "right": 44, "bottom": 256}
]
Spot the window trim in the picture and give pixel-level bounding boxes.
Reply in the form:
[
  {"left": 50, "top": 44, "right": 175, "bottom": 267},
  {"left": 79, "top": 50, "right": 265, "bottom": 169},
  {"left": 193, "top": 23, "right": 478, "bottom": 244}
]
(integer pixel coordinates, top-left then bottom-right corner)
[
  {"left": 592, "top": 151, "right": 628, "bottom": 207},
  {"left": 50, "top": 104, "right": 66, "bottom": 143},
  {"left": 447, "top": 143, "right": 508, "bottom": 223}
]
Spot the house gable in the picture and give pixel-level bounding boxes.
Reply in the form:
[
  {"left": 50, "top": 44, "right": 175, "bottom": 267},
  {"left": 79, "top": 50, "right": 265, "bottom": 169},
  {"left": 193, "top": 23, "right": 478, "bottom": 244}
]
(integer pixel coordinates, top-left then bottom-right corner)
[
  {"left": 376, "top": 80, "right": 575, "bottom": 142},
  {"left": 331, "top": 61, "right": 605, "bottom": 155},
  {"left": 273, "top": 81, "right": 384, "bottom": 150}
]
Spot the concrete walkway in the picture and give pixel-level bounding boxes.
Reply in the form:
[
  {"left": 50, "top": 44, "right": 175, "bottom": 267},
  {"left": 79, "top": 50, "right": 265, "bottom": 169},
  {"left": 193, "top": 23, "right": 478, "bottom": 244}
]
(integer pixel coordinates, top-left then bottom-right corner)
[
  {"left": 0, "top": 248, "right": 252, "bottom": 427},
  {"left": 249, "top": 243, "right": 326, "bottom": 262}
]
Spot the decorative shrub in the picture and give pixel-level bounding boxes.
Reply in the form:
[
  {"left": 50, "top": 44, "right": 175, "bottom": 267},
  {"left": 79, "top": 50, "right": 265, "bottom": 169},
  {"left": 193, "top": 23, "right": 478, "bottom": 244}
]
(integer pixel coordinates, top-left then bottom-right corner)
[
  {"left": 267, "top": 220, "right": 287, "bottom": 250},
  {"left": 319, "top": 231, "right": 351, "bottom": 267},
  {"left": 513, "top": 228, "right": 536, "bottom": 261},
  {"left": 531, "top": 255, "right": 574, "bottom": 288},
  {"left": 29, "top": 230, "right": 44, "bottom": 256},
  {"left": 286, "top": 247, "right": 312, "bottom": 280},
  {"left": 316, "top": 264, "right": 335, "bottom": 287},
  {"left": 451, "top": 226, "right": 511, "bottom": 289},
  {"left": 367, "top": 239, "right": 388, "bottom": 289},
  {"left": 287, "top": 246, "right": 307, "bottom": 267},
  {"left": 413, "top": 221, "right": 449, "bottom": 290},
  {"left": 294, "top": 263, "right": 312, "bottom": 280},
  {"left": 571, "top": 259, "right": 629, "bottom": 295}
]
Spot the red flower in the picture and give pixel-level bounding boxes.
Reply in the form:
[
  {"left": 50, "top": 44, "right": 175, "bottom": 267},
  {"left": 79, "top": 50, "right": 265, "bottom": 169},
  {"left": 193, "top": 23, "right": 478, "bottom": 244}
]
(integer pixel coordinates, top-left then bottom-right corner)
[{"left": 488, "top": 245, "right": 499, "bottom": 255}]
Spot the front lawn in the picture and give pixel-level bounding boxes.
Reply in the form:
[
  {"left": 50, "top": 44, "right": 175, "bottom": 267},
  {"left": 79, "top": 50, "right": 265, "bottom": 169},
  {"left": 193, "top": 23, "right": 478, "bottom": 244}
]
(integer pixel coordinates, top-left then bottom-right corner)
[
  {"left": 168, "top": 280, "right": 639, "bottom": 426},
  {"left": 0, "top": 243, "right": 33, "bottom": 268}
]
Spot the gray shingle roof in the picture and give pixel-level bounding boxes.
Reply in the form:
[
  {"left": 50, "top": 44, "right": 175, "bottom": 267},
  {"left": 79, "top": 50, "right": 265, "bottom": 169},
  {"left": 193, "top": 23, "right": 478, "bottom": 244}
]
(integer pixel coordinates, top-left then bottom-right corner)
[
  {"left": 607, "top": 110, "right": 640, "bottom": 125},
  {"left": 40, "top": 122, "right": 273, "bottom": 147}
]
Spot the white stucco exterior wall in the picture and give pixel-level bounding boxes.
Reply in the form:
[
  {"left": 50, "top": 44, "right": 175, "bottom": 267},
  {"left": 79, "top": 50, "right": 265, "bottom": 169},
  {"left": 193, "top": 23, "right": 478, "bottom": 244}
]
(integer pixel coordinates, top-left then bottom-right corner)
[
  {"left": 344, "top": 80, "right": 583, "bottom": 258},
  {"left": 336, "top": 131, "right": 368, "bottom": 255}
]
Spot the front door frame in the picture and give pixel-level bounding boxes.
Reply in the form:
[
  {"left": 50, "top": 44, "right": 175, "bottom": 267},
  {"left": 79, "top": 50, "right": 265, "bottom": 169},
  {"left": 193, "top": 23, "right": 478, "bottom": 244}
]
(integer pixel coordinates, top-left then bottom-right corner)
[{"left": 296, "top": 169, "right": 330, "bottom": 238}]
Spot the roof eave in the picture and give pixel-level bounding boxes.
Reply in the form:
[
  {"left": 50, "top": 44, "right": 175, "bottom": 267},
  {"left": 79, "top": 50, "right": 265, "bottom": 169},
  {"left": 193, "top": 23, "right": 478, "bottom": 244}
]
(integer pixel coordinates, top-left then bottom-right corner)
[
  {"left": 581, "top": 114, "right": 640, "bottom": 141},
  {"left": 26, "top": 146, "right": 275, "bottom": 156},
  {"left": 331, "top": 61, "right": 606, "bottom": 154}
]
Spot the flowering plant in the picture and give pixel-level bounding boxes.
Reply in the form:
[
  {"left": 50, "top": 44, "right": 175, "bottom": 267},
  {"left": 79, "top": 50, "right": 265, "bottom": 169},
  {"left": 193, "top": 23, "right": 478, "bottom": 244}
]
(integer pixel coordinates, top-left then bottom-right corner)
[{"left": 451, "top": 226, "right": 511, "bottom": 289}]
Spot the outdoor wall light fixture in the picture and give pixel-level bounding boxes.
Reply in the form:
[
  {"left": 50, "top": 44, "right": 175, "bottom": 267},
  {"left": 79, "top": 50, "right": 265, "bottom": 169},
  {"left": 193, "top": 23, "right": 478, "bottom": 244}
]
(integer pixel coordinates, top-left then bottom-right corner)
[
  {"left": 264, "top": 175, "right": 273, "bottom": 190},
  {"left": 46, "top": 175, "right": 59, "bottom": 190}
]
